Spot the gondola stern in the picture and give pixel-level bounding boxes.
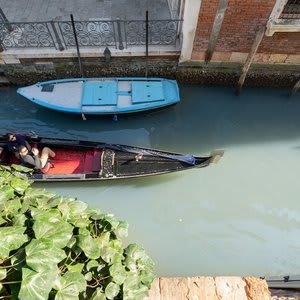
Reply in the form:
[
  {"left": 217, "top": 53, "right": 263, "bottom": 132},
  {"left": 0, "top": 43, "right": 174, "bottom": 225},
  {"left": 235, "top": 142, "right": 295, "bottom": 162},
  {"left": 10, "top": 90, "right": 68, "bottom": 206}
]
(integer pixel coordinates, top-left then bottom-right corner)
[{"left": 209, "top": 150, "right": 224, "bottom": 164}]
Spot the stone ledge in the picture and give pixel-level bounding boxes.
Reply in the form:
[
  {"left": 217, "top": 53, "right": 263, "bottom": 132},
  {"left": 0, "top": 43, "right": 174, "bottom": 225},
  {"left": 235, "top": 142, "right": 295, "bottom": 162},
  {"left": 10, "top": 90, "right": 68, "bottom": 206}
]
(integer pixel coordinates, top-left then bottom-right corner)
[
  {"left": 189, "top": 51, "right": 300, "bottom": 65},
  {"left": 145, "top": 276, "right": 271, "bottom": 300}
]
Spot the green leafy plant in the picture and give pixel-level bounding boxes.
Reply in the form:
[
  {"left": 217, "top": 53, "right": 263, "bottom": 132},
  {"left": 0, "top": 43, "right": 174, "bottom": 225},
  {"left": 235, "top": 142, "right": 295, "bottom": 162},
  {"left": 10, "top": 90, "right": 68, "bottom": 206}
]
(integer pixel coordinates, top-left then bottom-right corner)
[{"left": 0, "top": 165, "right": 155, "bottom": 300}]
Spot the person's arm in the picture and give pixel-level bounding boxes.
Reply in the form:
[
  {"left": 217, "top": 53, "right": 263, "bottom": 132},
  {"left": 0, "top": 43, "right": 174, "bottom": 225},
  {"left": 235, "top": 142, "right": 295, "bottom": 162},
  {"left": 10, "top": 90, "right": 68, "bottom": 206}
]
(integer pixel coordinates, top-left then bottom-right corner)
[
  {"left": 25, "top": 140, "right": 32, "bottom": 151},
  {"left": 22, "top": 154, "right": 42, "bottom": 170}
]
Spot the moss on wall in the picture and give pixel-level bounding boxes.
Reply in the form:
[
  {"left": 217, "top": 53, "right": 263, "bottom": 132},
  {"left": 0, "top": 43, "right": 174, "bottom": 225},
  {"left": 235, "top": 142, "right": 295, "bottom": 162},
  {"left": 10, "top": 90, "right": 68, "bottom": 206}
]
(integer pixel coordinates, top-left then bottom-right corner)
[{"left": 1, "top": 57, "right": 299, "bottom": 88}]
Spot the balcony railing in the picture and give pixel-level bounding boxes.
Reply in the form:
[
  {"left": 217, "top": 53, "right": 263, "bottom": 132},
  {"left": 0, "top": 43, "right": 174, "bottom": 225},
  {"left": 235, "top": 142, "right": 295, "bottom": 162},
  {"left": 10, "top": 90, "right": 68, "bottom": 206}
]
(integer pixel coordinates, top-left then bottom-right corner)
[
  {"left": 280, "top": 0, "right": 300, "bottom": 19},
  {"left": 0, "top": 19, "right": 182, "bottom": 51}
]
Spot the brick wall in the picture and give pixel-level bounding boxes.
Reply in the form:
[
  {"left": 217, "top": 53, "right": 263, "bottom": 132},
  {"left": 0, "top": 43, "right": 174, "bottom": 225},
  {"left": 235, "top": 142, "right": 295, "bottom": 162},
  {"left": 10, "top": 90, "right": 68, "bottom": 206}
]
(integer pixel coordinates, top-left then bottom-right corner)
[{"left": 192, "top": 0, "right": 300, "bottom": 60}]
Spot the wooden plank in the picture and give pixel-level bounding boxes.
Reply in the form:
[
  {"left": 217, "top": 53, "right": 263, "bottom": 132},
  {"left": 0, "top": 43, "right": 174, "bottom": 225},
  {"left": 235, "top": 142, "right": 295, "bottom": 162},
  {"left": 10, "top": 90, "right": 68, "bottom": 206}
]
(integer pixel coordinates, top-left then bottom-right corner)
[{"left": 236, "top": 26, "right": 265, "bottom": 95}]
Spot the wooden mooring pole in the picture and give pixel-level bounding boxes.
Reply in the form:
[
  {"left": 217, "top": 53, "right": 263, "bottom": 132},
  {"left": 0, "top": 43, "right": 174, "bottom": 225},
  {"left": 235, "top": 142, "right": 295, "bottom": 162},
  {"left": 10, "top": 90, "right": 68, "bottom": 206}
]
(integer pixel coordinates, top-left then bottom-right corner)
[
  {"left": 145, "top": 10, "right": 149, "bottom": 78},
  {"left": 289, "top": 78, "right": 300, "bottom": 97},
  {"left": 70, "top": 14, "right": 83, "bottom": 78},
  {"left": 0, "top": 8, "right": 13, "bottom": 32},
  {"left": 236, "top": 26, "right": 265, "bottom": 96}
]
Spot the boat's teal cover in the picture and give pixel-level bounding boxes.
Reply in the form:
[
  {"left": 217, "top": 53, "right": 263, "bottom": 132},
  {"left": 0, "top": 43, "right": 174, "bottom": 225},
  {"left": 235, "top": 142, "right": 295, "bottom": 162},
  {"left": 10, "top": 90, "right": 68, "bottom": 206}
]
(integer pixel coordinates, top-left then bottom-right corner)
[
  {"left": 131, "top": 81, "right": 164, "bottom": 104},
  {"left": 82, "top": 81, "right": 118, "bottom": 106}
]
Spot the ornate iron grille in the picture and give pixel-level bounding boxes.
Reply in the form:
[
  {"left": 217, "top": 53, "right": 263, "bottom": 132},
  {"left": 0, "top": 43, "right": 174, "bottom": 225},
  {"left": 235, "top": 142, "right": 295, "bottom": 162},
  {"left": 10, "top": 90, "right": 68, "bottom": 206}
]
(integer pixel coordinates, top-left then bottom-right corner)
[
  {"left": 280, "top": 0, "right": 300, "bottom": 19},
  {"left": 0, "top": 22, "right": 55, "bottom": 49},
  {"left": 57, "top": 20, "right": 117, "bottom": 49},
  {"left": 124, "top": 20, "right": 180, "bottom": 47},
  {"left": 0, "top": 19, "right": 182, "bottom": 51}
]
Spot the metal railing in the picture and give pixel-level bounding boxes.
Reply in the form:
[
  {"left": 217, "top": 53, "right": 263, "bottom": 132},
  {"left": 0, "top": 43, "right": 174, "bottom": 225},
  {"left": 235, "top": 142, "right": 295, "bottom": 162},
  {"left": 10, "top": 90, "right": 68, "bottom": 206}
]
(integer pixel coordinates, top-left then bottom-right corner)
[
  {"left": 0, "top": 19, "right": 182, "bottom": 51},
  {"left": 280, "top": 0, "right": 300, "bottom": 19}
]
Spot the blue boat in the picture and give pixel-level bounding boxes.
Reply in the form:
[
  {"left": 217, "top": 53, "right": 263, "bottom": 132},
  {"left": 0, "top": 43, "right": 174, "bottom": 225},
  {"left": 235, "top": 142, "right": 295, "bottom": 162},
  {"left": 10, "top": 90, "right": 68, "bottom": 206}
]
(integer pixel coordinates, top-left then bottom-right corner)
[{"left": 17, "top": 77, "right": 180, "bottom": 116}]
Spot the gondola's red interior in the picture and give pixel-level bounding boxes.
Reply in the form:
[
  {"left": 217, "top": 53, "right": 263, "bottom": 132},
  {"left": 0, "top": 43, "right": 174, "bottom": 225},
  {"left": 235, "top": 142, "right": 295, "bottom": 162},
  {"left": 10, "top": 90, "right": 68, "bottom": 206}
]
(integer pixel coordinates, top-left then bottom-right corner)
[{"left": 0, "top": 144, "right": 102, "bottom": 175}]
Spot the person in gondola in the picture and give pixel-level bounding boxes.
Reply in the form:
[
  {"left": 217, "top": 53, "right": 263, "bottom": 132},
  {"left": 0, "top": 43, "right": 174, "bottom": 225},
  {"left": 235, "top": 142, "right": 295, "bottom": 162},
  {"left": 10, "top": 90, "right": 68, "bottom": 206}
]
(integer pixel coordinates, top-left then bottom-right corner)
[
  {"left": 6, "top": 133, "right": 31, "bottom": 158},
  {"left": 18, "top": 145, "right": 55, "bottom": 171}
]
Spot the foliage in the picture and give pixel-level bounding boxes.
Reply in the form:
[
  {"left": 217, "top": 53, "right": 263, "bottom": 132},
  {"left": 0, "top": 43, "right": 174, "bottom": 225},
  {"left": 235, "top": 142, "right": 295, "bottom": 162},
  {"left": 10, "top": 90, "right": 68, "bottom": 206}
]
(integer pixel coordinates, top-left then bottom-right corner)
[{"left": 0, "top": 165, "right": 156, "bottom": 299}]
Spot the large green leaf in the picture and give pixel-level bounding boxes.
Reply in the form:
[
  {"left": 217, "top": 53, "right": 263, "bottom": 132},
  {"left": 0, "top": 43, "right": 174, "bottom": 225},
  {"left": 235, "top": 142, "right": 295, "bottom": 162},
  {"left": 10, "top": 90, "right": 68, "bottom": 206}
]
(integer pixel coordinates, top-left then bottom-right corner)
[
  {"left": 101, "top": 246, "right": 123, "bottom": 264},
  {"left": 53, "top": 271, "right": 86, "bottom": 300},
  {"left": 122, "top": 273, "right": 139, "bottom": 291},
  {"left": 116, "top": 220, "right": 129, "bottom": 238},
  {"left": 0, "top": 226, "right": 28, "bottom": 259},
  {"left": 18, "top": 267, "right": 58, "bottom": 300},
  {"left": 36, "top": 195, "right": 65, "bottom": 210},
  {"left": 109, "top": 262, "right": 127, "bottom": 285},
  {"left": 59, "top": 200, "right": 88, "bottom": 217},
  {"left": 101, "top": 214, "right": 119, "bottom": 231},
  {"left": 124, "top": 244, "right": 148, "bottom": 262},
  {"left": 32, "top": 210, "right": 73, "bottom": 249},
  {"left": 105, "top": 282, "right": 120, "bottom": 300},
  {"left": 25, "top": 239, "right": 66, "bottom": 272},
  {"left": 0, "top": 198, "right": 22, "bottom": 217},
  {"left": 23, "top": 188, "right": 55, "bottom": 206},
  {"left": 13, "top": 214, "right": 27, "bottom": 227},
  {"left": 124, "top": 244, "right": 155, "bottom": 287},
  {"left": 30, "top": 208, "right": 61, "bottom": 220},
  {"left": 122, "top": 274, "right": 150, "bottom": 300},
  {"left": 10, "top": 176, "right": 31, "bottom": 194},
  {"left": 0, "top": 185, "right": 15, "bottom": 200},
  {"left": 123, "top": 284, "right": 149, "bottom": 300},
  {"left": 101, "top": 239, "right": 124, "bottom": 265},
  {"left": 11, "top": 164, "right": 33, "bottom": 173},
  {"left": 77, "top": 229, "right": 102, "bottom": 259},
  {"left": 85, "top": 206, "right": 102, "bottom": 221},
  {"left": 58, "top": 200, "right": 90, "bottom": 227}
]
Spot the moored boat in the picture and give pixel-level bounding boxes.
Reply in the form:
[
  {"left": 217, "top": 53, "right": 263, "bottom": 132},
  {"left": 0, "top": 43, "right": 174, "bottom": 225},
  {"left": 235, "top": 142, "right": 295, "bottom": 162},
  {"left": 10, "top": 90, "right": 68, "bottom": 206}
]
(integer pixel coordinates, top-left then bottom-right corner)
[
  {"left": 17, "top": 77, "right": 180, "bottom": 117},
  {"left": 0, "top": 134, "right": 223, "bottom": 182}
]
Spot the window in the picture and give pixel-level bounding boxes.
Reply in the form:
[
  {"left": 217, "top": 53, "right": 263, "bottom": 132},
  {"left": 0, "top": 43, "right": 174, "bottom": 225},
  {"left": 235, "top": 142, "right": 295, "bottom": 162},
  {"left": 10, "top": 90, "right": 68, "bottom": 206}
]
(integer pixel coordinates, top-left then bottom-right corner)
[
  {"left": 280, "top": 0, "right": 300, "bottom": 19},
  {"left": 266, "top": 0, "right": 300, "bottom": 36}
]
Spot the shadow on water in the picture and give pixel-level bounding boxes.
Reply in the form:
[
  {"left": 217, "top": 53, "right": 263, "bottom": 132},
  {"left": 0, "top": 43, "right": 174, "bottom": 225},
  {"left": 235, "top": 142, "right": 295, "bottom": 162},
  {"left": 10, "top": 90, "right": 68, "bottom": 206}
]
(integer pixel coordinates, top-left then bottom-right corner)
[{"left": 1, "top": 85, "right": 300, "bottom": 153}]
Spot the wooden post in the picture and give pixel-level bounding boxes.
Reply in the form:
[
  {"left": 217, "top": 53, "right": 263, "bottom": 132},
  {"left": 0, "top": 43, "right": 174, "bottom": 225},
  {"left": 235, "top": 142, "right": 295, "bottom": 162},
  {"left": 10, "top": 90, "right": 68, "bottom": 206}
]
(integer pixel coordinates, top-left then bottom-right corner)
[
  {"left": 70, "top": 14, "right": 83, "bottom": 78},
  {"left": 205, "top": 0, "right": 228, "bottom": 63},
  {"left": 0, "top": 8, "right": 13, "bottom": 32},
  {"left": 145, "top": 10, "right": 149, "bottom": 78},
  {"left": 236, "top": 26, "right": 265, "bottom": 96},
  {"left": 289, "top": 78, "right": 300, "bottom": 97}
]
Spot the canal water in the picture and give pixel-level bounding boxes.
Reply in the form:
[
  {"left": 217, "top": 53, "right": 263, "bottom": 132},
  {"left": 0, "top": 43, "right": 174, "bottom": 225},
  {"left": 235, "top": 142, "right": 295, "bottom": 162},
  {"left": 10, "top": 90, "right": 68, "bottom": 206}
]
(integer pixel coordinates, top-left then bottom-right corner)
[{"left": 1, "top": 85, "right": 300, "bottom": 277}]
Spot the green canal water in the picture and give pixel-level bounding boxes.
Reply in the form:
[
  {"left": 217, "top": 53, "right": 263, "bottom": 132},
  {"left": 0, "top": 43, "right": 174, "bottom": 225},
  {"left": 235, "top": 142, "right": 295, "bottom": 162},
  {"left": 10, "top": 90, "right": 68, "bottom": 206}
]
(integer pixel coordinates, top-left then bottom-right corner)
[{"left": 1, "top": 84, "right": 300, "bottom": 277}]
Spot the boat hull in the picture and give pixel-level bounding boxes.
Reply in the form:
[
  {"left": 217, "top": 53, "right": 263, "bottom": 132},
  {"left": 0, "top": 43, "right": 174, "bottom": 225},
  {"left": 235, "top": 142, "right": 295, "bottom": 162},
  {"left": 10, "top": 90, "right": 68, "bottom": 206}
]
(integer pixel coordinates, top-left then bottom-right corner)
[
  {"left": 17, "top": 77, "right": 180, "bottom": 116},
  {"left": 0, "top": 135, "right": 223, "bottom": 182}
]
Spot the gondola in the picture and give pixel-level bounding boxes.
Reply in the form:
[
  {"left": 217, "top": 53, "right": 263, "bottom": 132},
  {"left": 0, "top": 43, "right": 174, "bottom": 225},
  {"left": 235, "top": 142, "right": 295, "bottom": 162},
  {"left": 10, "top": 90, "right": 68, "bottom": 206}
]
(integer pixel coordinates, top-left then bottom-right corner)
[{"left": 0, "top": 134, "right": 223, "bottom": 182}]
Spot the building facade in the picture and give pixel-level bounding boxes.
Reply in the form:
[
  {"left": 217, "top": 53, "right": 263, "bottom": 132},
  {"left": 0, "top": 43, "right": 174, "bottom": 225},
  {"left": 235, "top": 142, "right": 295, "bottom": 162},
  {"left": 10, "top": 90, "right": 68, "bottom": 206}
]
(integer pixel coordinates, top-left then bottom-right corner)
[
  {"left": 0, "top": 0, "right": 299, "bottom": 87},
  {"left": 180, "top": 0, "right": 299, "bottom": 64}
]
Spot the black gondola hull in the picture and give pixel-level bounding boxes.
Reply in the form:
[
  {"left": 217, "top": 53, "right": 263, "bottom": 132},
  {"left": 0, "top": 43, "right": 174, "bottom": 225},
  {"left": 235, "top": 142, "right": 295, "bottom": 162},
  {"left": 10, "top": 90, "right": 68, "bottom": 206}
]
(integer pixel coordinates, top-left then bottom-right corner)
[{"left": 0, "top": 135, "right": 223, "bottom": 182}]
